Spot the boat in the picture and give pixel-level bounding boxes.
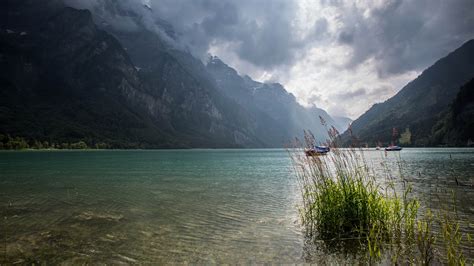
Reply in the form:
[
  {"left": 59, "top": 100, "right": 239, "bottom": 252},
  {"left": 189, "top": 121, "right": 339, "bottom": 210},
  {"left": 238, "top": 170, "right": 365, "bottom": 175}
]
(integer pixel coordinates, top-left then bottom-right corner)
[
  {"left": 305, "top": 145, "right": 330, "bottom": 156},
  {"left": 375, "top": 146, "right": 381, "bottom": 150},
  {"left": 385, "top": 145, "right": 402, "bottom": 151},
  {"left": 386, "top": 128, "right": 402, "bottom": 151}
]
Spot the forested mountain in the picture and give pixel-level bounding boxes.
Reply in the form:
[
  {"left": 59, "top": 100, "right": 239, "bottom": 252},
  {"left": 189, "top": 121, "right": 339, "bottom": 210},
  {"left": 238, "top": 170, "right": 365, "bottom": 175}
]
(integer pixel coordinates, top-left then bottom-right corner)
[
  {"left": 431, "top": 78, "right": 474, "bottom": 146},
  {"left": 0, "top": 0, "right": 335, "bottom": 148},
  {"left": 1, "top": 1, "right": 173, "bottom": 148},
  {"left": 0, "top": 1, "right": 261, "bottom": 148},
  {"left": 340, "top": 40, "right": 474, "bottom": 147}
]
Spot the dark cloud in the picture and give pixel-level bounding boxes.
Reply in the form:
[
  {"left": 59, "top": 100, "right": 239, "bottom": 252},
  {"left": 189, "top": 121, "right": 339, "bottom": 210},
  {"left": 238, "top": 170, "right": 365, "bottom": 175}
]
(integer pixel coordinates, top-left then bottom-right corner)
[
  {"left": 67, "top": 0, "right": 474, "bottom": 76},
  {"left": 66, "top": 0, "right": 328, "bottom": 68},
  {"left": 338, "top": 31, "right": 353, "bottom": 44},
  {"left": 333, "top": 88, "right": 367, "bottom": 101},
  {"left": 65, "top": 0, "right": 474, "bottom": 118},
  {"left": 151, "top": 0, "right": 313, "bottom": 68},
  {"left": 331, "top": 0, "right": 474, "bottom": 77}
]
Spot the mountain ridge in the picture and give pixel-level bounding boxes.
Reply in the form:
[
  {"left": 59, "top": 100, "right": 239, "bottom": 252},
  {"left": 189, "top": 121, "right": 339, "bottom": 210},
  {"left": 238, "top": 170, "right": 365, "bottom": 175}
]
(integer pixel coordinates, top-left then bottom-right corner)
[
  {"left": 206, "top": 56, "right": 344, "bottom": 145},
  {"left": 341, "top": 39, "right": 474, "bottom": 147},
  {"left": 0, "top": 1, "right": 338, "bottom": 148}
]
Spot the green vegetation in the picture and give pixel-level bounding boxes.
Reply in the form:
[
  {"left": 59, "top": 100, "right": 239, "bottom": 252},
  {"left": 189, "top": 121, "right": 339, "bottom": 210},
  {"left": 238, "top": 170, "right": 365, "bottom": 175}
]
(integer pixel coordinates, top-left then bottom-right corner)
[
  {"left": 399, "top": 127, "right": 412, "bottom": 145},
  {"left": 431, "top": 78, "right": 474, "bottom": 146},
  {"left": 0, "top": 135, "right": 29, "bottom": 150},
  {"left": 0, "top": 134, "right": 110, "bottom": 150},
  {"left": 290, "top": 131, "right": 472, "bottom": 264}
]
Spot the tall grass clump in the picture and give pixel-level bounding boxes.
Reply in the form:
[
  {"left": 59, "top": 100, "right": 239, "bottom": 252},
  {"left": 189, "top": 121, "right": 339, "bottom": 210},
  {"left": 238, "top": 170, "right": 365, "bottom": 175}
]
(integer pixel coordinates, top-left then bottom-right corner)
[
  {"left": 290, "top": 128, "right": 472, "bottom": 263},
  {"left": 290, "top": 131, "right": 418, "bottom": 249}
]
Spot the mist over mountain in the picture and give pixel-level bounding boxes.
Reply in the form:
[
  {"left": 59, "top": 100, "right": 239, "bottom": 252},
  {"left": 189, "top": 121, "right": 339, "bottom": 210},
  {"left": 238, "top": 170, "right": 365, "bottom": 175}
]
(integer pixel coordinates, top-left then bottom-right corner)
[
  {"left": 340, "top": 40, "right": 474, "bottom": 147},
  {"left": 331, "top": 116, "right": 352, "bottom": 134},
  {"left": 0, "top": 0, "right": 335, "bottom": 148},
  {"left": 206, "top": 56, "right": 344, "bottom": 145},
  {"left": 81, "top": 0, "right": 338, "bottom": 146}
]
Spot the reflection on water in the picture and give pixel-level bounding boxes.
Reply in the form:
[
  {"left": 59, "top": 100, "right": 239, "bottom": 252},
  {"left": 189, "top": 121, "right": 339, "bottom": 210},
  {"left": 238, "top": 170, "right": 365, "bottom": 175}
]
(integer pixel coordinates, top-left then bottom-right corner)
[{"left": 0, "top": 148, "right": 473, "bottom": 263}]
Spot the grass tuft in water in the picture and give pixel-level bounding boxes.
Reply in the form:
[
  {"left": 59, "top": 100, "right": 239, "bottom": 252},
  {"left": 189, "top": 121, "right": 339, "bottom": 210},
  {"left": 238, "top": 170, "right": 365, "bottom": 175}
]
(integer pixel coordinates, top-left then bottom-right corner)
[
  {"left": 291, "top": 131, "right": 417, "bottom": 243},
  {"left": 289, "top": 130, "right": 472, "bottom": 264}
]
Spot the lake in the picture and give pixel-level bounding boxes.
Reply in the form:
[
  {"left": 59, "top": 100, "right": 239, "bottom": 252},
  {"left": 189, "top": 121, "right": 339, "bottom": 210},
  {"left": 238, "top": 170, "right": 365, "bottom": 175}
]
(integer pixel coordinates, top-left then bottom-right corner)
[{"left": 0, "top": 148, "right": 473, "bottom": 263}]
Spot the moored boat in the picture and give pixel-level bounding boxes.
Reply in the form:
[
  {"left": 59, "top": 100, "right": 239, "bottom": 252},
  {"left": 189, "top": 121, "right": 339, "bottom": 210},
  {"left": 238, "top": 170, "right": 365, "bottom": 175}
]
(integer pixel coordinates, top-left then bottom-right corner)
[
  {"left": 385, "top": 145, "right": 402, "bottom": 151},
  {"left": 305, "top": 145, "right": 330, "bottom": 156}
]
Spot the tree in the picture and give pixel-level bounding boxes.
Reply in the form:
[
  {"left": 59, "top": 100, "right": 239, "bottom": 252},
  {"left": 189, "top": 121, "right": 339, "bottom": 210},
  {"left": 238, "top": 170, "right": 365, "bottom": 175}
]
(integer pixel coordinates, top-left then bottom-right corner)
[
  {"left": 399, "top": 128, "right": 412, "bottom": 145},
  {"left": 70, "top": 141, "right": 88, "bottom": 149}
]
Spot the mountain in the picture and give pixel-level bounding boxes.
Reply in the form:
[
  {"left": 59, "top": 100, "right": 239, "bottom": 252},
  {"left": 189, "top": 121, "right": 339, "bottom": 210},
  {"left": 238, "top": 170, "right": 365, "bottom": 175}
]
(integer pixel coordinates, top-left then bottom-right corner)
[
  {"left": 85, "top": 1, "right": 271, "bottom": 147},
  {"left": 1, "top": 1, "right": 335, "bottom": 148},
  {"left": 206, "top": 56, "right": 338, "bottom": 145},
  {"left": 0, "top": 1, "right": 172, "bottom": 148},
  {"left": 93, "top": 1, "right": 336, "bottom": 147},
  {"left": 332, "top": 116, "right": 352, "bottom": 133},
  {"left": 0, "top": 1, "right": 263, "bottom": 148},
  {"left": 340, "top": 40, "right": 474, "bottom": 146},
  {"left": 431, "top": 78, "right": 474, "bottom": 146}
]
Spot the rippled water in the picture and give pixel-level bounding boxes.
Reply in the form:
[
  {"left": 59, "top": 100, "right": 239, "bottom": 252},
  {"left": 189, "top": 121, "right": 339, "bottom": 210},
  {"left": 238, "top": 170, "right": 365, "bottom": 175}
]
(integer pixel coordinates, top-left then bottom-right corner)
[{"left": 0, "top": 148, "right": 473, "bottom": 263}]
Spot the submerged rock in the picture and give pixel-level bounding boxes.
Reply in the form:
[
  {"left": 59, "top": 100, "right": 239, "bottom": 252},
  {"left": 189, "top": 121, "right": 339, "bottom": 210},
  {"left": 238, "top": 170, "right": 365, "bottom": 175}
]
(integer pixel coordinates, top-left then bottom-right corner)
[{"left": 75, "top": 211, "right": 124, "bottom": 222}]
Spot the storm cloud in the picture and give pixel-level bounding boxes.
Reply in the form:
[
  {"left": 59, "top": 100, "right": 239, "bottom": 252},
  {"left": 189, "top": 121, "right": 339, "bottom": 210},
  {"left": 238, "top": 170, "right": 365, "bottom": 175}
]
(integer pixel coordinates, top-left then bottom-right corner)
[
  {"left": 147, "top": 0, "right": 323, "bottom": 68},
  {"left": 332, "top": 0, "right": 474, "bottom": 77},
  {"left": 66, "top": 0, "right": 474, "bottom": 118}
]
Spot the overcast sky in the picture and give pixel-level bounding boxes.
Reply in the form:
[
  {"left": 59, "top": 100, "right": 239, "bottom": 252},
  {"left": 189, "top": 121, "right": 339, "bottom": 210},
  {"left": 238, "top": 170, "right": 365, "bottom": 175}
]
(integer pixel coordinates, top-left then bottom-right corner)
[{"left": 70, "top": 0, "right": 474, "bottom": 119}]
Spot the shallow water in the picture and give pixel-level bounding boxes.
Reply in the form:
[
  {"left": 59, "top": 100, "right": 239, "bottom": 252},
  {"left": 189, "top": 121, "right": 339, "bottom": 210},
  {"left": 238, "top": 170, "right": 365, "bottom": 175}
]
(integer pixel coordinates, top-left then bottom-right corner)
[{"left": 0, "top": 148, "right": 473, "bottom": 263}]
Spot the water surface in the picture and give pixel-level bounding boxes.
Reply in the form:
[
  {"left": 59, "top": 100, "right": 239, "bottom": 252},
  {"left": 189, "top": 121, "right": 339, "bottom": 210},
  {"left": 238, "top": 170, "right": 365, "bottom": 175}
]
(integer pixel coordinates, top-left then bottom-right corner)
[{"left": 0, "top": 148, "right": 473, "bottom": 263}]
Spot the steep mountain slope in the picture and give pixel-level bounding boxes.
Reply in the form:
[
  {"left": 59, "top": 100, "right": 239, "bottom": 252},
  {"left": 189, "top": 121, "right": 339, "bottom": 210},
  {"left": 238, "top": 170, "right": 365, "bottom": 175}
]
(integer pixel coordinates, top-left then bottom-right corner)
[
  {"left": 0, "top": 2, "right": 177, "bottom": 148},
  {"left": 341, "top": 40, "right": 474, "bottom": 146},
  {"left": 0, "top": 1, "right": 264, "bottom": 148},
  {"left": 332, "top": 116, "right": 352, "bottom": 133},
  {"left": 1, "top": 0, "right": 338, "bottom": 148},
  {"left": 85, "top": 1, "right": 337, "bottom": 147},
  {"left": 431, "top": 78, "right": 474, "bottom": 146},
  {"left": 206, "top": 57, "right": 337, "bottom": 145},
  {"left": 83, "top": 0, "right": 267, "bottom": 147}
]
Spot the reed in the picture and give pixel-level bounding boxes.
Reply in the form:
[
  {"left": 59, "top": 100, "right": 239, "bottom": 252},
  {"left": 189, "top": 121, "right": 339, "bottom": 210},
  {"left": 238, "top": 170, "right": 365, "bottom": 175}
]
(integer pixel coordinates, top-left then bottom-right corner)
[
  {"left": 289, "top": 129, "right": 471, "bottom": 263},
  {"left": 290, "top": 131, "right": 417, "bottom": 242}
]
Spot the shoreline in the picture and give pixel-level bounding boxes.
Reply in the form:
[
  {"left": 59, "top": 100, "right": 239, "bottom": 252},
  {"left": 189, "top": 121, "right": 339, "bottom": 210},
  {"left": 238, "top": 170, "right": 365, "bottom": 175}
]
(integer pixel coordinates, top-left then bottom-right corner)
[{"left": 1, "top": 146, "right": 474, "bottom": 152}]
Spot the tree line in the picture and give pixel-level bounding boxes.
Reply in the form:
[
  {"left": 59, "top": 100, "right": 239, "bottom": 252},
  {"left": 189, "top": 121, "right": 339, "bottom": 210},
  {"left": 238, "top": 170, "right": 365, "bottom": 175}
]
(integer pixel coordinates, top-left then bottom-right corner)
[{"left": 0, "top": 134, "right": 109, "bottom": 150}]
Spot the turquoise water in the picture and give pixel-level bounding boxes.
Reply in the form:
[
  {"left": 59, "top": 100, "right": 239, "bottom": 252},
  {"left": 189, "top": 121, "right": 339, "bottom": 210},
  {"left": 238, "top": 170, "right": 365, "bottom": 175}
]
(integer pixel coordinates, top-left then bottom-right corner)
[{"left": 0, "top": 148, "right": 473, "bottom": 263}]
